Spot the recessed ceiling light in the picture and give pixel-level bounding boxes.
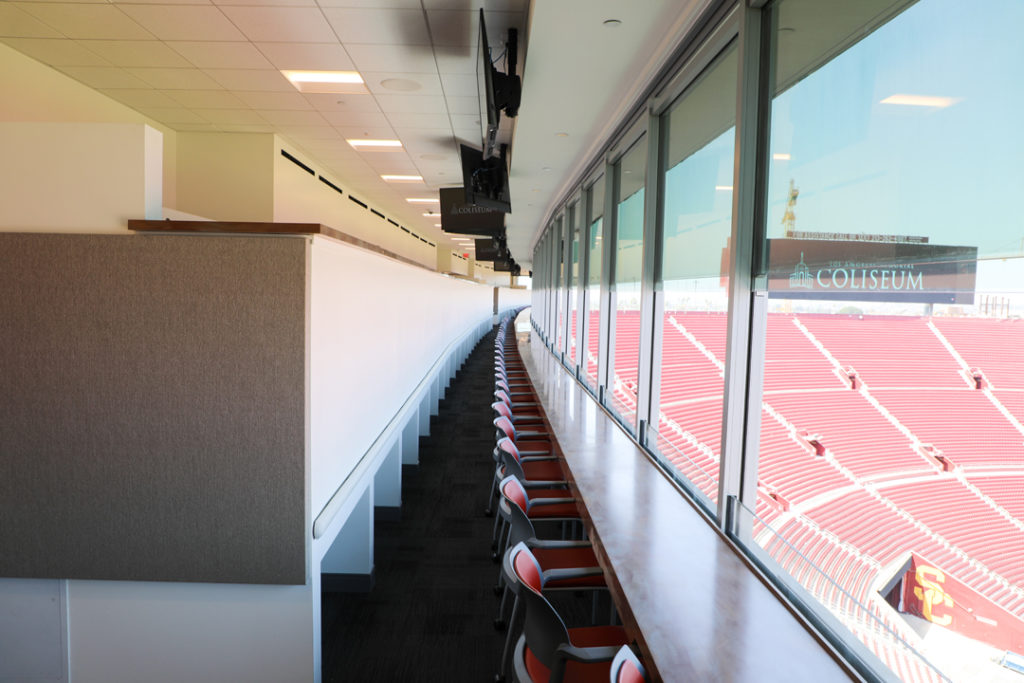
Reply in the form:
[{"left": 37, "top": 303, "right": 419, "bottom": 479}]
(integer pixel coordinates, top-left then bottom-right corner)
[
  {"left": 555, "top": 132, "right": 569, "bottom": 137},
  {"left": 422, "top": 212, "right": 437, "bottom": 217},
  {"left": 380, "top": 78, "right": 422, "bottom": 92},
  {"left": 381, "top": 174, "right": 423, "bottom": 182},
  {"left": 283, "top": 70, "right": 366, "bottom": 94},
  {"left": 715, "top": 185, "right": 733, "bottom": 191},
  {"left": 880, "top": 94, "right": 961, "bottom": 108},
  {"left": 347, "top": 139, "right": 402, "bottom": 149},
  {"left": 772, "top": 153, "right": 791, "bottom": 161},
  {"left": 435, "top": 223, "right": 442, "bottom": 227},
  {"left": 542, "top": 166, "right": 552, "bottom": 172},
  {"left": 603, "top": 19, "right": 622, "bottom": 27},
  {"left": 407, "top": 197, "right": 439, "bottom": 204}
]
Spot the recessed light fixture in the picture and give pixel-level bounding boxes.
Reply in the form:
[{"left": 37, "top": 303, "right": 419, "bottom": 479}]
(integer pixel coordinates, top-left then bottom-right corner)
[
  {"left": 422, "top": 212, "right": 436, "bottom": 217},
  {"left": 407, "top": 197, "right": 439, "bottom": 204},
  {"left": 715, "top": 185, "right": 733, "bottom": 191},
  {"left": 380, "top": 78, "right": 422, "bottom": 92},
  {"left": 603, "top": 18, "right": 622, "bottom": 26},
  {"left": 347, "top": 139, "right": 403, "bottom": 149},
  {"left": 435, "top": 223, "right": 442, "bottom": 227},
  {"left": 880, "top": 94, "right": 961, "bottom": 108},
  {"left": 542, "top": 166, "right": 552, "bottom": 172},
  {"left": 772, "top": 153, "right": 791, "bottom": 161},
  {"left": 381, "top": 174, "right": 423, "bottom": 182},
  {"left": 555, "top": 132, "right": 569, "bottom": 137},
  {"left": 283, "top": 70, "right": 366, "bottom": 94}
]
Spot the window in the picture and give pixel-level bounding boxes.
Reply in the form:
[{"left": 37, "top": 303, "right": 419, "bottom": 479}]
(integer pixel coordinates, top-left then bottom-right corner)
[
  {"left": 740, "top": 1, "right": 1024, "bottom": 680},
  {"left": 651, "top": 42, "right": 738, "bottom": 508},
  {"left": 608, "top": 138, "right": 647, "bottom": 429},
  {"left": 583, "top": 177, "right": 605, "bottom": 391},
  {"left": 567, "top": 201, "right": 581, "bottom": 369}
]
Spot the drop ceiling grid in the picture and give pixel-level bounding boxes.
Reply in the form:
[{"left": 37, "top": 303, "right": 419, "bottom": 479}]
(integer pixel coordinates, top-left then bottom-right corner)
[{"left": 0, "top": 0, "right": 534, "bottom": 246}]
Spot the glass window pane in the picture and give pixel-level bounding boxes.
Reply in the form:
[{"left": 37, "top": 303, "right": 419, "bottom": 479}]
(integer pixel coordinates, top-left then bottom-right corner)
[
  {"left": 610, "top": 137, "right": 646, "bottom": 428},
  {"left": 653, "top": 43, "right": 737, "bottom": 508},
  {"left": 749, "top": 2, "right": 1024, "bottom": 681},
  {"left": 584, "top": 178, "right": 605, "bottom": 390},
  {"left": 568, "top": 202, "right": 580, "bottom": 367},
  {"left": 554, "top": 217, "right": 565, "bottom": 354}
]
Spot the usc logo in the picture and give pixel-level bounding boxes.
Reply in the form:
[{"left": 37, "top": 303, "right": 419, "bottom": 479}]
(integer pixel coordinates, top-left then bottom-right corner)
[{"left": 913, "top": 566, "right": 954, "bottom": 626}]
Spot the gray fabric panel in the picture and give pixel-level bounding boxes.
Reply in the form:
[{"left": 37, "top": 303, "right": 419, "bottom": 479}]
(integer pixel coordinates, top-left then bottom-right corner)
[{"left": 0, "top": 234, "right": 307, "bottom": 585}]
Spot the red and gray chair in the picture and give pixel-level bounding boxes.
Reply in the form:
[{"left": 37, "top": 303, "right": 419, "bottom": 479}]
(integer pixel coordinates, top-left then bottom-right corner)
[{"left": 610, "top": 645, "right": 648, "bottom": 683}]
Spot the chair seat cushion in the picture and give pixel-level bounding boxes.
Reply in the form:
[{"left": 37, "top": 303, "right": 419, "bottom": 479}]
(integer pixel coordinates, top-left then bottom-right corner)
[{"left": 524, "top": 626, "right": 628, "bottom": 682}]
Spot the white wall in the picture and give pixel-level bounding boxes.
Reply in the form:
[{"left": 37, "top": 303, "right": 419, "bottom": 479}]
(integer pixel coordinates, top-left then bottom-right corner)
[
  {"left": 0, "top": 122, "right": 162, "bottom": 232},
  {"left": 308, "top": 236, "right": 493, "bottom": 519},
  {"left": 176, "top": 132, "right": 275, "bottom": 222},
  {"left": 273, "top": 139, "right": 438, "bottom": 269}
]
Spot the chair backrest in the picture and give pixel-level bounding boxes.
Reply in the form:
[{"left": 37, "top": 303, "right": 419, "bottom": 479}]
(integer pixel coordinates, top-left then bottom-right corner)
[
  {"left": 495, "top": 438, "right": 527, "bottom": 481},
  {"left": 496, "top": 378, "right": 511, "bottom": 394},
  {"left": 610, "top": 645, "right": 648, "bottom": 683},
  {"left": 510, "top": 543, "right": 572, "bottom": 675},
  {"left": 492, "top": 401, "right": 513, "bottom": 421},
  {"left": 495, "top": 388, "right": 513, "bottom": 406},
  {"left": 500, "top": 476, "right": 538, "bottom": 546},
  {"left": 493, "top": 415, "right": 516, "bottom": 441}
]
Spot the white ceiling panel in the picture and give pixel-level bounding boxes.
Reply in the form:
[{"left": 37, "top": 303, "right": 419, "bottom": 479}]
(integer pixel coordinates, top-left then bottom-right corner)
[
  {"left": 373, "top": 93, "right": 446, "bottom": 114},
  {"left": 276, "top": 125, "right": 340, "bottom": 141},
  {"left": 126, "top": 67, "right": 222, "bottom": 90},
  {"left": 136, "top": 107, "right": 208, "bottom": 124},
  {"left": 216, "top": 123, "right": 276, "bottom": 132},
  {"left": 254, "top": 42, "right": 354, "bottom": 71},
  {"left": 304, "top": 92, "right": 381, "bottom": 112},
  {"left": 257, "top": 109, "right": 328, "bottom": 126},
  {"left": 220, "top": 6, "right": 337, "bottom": 44},
  {"left": 0, "top": 6, "right": 63, "bottom": 39},
  {"left": 192, "top": 108, "right": 267, "bottom": 124},
  {"left": 169, "top": 122, "right": 219, "bottom": 131},
  {"left": 317, "top": 0, "right": 420, "bottom": 7},
  {"left": 344, "top": 42, "right": 434, "bottom": 73},
  {"left": 387, "top": 112, "right": 451, "bottom": 129},
  {"left": 117, "top": 5, "right": 243, "bottom": 42},
  {"left": 448, "top": 113, "right": 480, "bottom": 130},
  {"left": 168, "top": 41, "right": 274, "bottom": 69},
  {"left": 113, "top": 0, "right": 213, "bottom": 5},
  {"left": 320, "top": 109, "right": 392, "bottom": 128},
  {"left": 362, "top": 71, "right": 443, "bottom": 97},
  {"left": 422, "top": 0, "right": 526, "bottom": 10},
  {"left": 16, "top": 3, "right": 154, "bottom": 40},
  {"left": 322, "top": 8, "right": 430, "bottom": 46},
  {"left": 444, "top": 95, "right": 478, "bottom": 115},
  {"left": 212, "top": 0, "right": 313, "bottom": 6},
  {"left": 332, "top": 125, "right": 398, "bottom": 141},
  {"left": 1, "top": 37, "right": 108, "bottom": 65},
  {"left": 432, "top": 48, "right": 476, "bottom": 75},
  {"left": 99, "top": 88, "right": 180, "bottom": 108},
  {"left": 82, "top": 40, "right": 193, "bottom": 68},
  {"left": 236, "top": 90, "right": 313, "bottom": 109},
  {"left": 439, "top": 72, "right": 478, "bottom": 97},
  {"left": 168, "top": 89, "right": 248, "bottom": 108},
  {"left": 205, "top": 68, "right": 294, "bottom": 92},
  {"left": 58, "top": 65, "right": 151, "bottom": 89}
]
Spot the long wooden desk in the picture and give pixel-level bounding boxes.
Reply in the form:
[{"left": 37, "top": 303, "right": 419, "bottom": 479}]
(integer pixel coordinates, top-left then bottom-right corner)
[{"left": 518, "top": 328, "right": 856, "bottom": 682}]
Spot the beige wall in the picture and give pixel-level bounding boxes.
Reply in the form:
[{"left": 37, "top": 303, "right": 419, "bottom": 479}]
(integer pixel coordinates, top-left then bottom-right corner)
[
  {"left": 176, "top": 132, "right": 275, "bottom": 222},
  {"left": 0, "top": 43, "right": 177, "bottom": 209}
]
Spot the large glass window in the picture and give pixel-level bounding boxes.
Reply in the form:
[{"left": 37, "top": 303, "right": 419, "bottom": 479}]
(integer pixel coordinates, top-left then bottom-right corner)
[
  {"left": 652, "top": 43, "right": 738, "bottom": 508},
  {"left": 609, "top": 138, "right": 647, "bottom": 429},
  {"left": 553, "top": 217, "right": 566, "bottom": 357},
  {"left": 742, "top": 1, "right": 1024, "bottom": 681},
  {"left": 583, "top": 177, "right": 605, "bottom": 391},
  {"left": 567, "top": 201, "right": 580, "bottom": 369}
]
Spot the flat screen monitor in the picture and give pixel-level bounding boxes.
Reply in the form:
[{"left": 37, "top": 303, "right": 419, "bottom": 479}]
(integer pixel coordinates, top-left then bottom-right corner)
[
  {"left": 439, "top": 187, "right": 505, "bottom": 235},
  {"left": 474, "top": 238, "right": 500, "bottom": 261},
  {"left": 477, "top": 9, "right": 520, "bottom": 161},
  {"left": 460, "top": 144, "right": 511, "bottom": 213}
]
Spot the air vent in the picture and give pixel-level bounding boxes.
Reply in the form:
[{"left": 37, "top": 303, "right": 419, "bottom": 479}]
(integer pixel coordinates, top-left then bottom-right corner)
[
  {"left": 400, "top": 226, "right": 410, "bottom": 233},
  {"left": 387, "top": 219, "right": 399, "bottom": 227},
  {"left": 348, "top": 195, "right": 367, "bottom": 209},
  {"left": 280, "top": 150, "right": 314, "bottom": 176},
  {"left": 318, "top": 176, "right": 343, "bottom": 195},
  {"left": 370, "top": 209, "right": 385, "bottom": 219}
]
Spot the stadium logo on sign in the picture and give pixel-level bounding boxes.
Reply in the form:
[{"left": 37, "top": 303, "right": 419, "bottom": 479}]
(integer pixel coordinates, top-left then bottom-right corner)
[
  {"left": 913, "top": 566, "right": 954, "bottom": 626},
  {"left": 788, "top": 252, "right": 814, "bottom": 289}
]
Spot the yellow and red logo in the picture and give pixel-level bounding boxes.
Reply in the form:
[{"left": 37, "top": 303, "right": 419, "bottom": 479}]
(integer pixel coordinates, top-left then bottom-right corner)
[{"left": 912, "top": 566, "right": 954, "bottom": 626}]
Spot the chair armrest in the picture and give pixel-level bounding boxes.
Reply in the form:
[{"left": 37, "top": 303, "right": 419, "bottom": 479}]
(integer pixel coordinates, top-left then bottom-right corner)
[
  {"left": 555, "top": 644, "right": 621, "bottom": 663},
  {"left": 529, "top": 497, "right": 576, "bottom": 506},
  {"left": 542, "top": 567, "right": 604, "bottom": 583},
  {"left": 525, "top": 539, "right": 591, "bottom": 550}
]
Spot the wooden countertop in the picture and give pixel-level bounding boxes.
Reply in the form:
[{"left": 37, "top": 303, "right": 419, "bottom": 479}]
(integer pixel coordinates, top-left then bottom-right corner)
[{"left": 518, "top": 330, "right": 856, "bottom": 683}]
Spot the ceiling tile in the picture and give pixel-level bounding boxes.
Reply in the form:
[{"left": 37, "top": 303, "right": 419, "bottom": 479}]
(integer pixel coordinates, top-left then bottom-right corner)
[
  {"left": 387, "top": 112, "right": 451, "bottom": 129},
  {"left": 448, "top": 113, "right": 480, "bottom": 130},
  {"left": 192, "top": 108, "right": 267, "bottom": 124},
  {"left": 320, "top": 109, "right": 391, "bottom": 128},
  {"left": 304, "top": 92, "right": 380, "bottom": 112},
  {"left": 118, "top": 5, "right": 244, "bottom": 41},
  {"left": 112, "top": 0, "right": 213, "bottom": 5},
  {"left": 275, "top": 125, "right": 340, "bottom": 141},
  {"left": 205, "top": 68, "right": 294, "bottom": 92},
  {"left": 213, "top": 0, "right": 314, "bottom": 6},
  {"left": 254, "top": 42, "right": 353, "bottom": 71},
  {"left": 236, "top": 90, "right": 313, "bottom": 110},
  {"left": 345, "top": 43, "right": 435, "bottom": 73},
  {"left": 433, "top": 48, "right": 476, "bottom": 75},
  {"left": 256, "top": 109, "right": 328, "bottom": 126},
  {"left": 99, "top": 88, "right": 180, "bottom": 109},
  {"left": 16, "top": 3, "right": 154, "bottom": 40},
  {"left": 365, "top": 155, "right": 419, "bottom": 175},
  {"left": 126, "top": 67, "right": 222, "bottom": 90},
  {"left": 424, "top": 10, "right": 473, "bottom": 48},
  {"left": 423, "top": 0, "right": 525, "bottom": 9},
  {"left": 363, "top": 71, "right": 442, "bottom": 97},
  {"left": 215, "top": 123, "right": 275, "bottom": 133},
  {"left": 445, "top": 95, "right": 478, "bottom": 115},
  {"left": 168, "top": 89, "right": 248, "bottom": 109},
  {"left": 58, "top": 65, "right": 151, "bottom": 89},
  {"left": 0, "top": 5, "right": 63, "bottom": 38},
  {"left": 317, "top": 0, "right": 419, "bottom": 7},
  {"left": 169, "top": 122, "right": 220, "bottom": 131},
  {"left": 322, "top": 8, "right": 430, "bottom": 46},
  {"left": 136, "top": 106, "right": 208, "bottom": 124},
  {"left": 439, "top": 72, "right": 478, "bottom": 97},
  {"left": 399, "top": 130, "right": 459, "bottom": 156},
  {"left": 220, "top": 6, "right": 337, "bottom": 43},
  {"left": 373, "top": 94, "right": 446, "bottom": 114},
  {"left": 81, "top": 40, "right": 193, "bottom": 68},
  {"left": 168, "top": 41, "right": 273, "bottom": 69},
  {"left": 333, "top": 125, "right": 398, "bottom": 141},
  {"left": 1, "top": 37, "right": 108, "bottom": 66}
]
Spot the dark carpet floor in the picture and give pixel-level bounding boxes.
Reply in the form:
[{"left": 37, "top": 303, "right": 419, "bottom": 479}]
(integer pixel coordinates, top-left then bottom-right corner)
[{"left": 321, "top": 327, "right": 511, "bottom": 682}]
